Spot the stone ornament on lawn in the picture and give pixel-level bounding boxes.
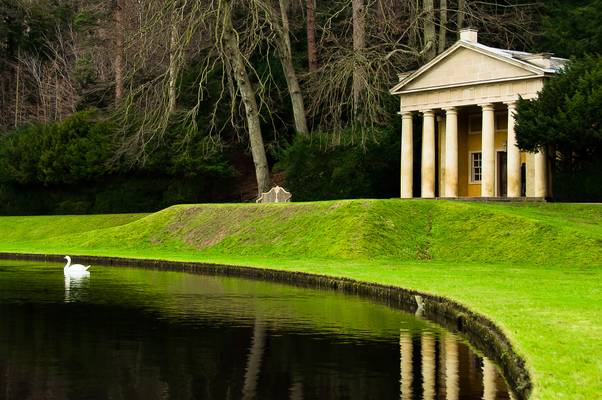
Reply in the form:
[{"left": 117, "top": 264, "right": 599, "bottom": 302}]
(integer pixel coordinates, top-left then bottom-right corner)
[{"left": 256, "top": 186, "right": 292, "bottom": 203}]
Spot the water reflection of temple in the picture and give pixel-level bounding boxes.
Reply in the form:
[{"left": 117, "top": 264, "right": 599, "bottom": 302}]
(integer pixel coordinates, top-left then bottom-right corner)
[
  {"left": 400, "top": 330, "right": 513, "bottom": 400},
  {"left": 1, "top": 262, "right": 516, "bottom": 400}
]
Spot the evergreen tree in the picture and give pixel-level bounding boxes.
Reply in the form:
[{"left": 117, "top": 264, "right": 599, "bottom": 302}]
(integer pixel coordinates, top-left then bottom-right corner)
[
  {"left": 515, "top": 56, "right": 602, "bottom": 169},
  {"left": 537, "top": 0, "right": 602, "bottom": 57}
]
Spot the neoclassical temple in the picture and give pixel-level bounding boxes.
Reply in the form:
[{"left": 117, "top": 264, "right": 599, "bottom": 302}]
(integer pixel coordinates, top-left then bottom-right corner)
[{"left": 391, "top": 29, "right": 567, "bottom": 199}]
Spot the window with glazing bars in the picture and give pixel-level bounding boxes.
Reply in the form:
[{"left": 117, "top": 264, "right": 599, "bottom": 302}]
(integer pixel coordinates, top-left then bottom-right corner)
[{"left": 471, "top": 152, "right": 482, "bottom": 183}]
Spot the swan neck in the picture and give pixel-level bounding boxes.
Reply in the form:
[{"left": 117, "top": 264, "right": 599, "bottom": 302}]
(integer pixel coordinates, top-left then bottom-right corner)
[{"left": 64, "top": 256, "right": 71, "bottom": 269}]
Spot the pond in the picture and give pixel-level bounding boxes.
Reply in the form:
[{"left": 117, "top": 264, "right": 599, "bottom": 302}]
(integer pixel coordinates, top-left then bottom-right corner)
[{"left": 0, "top": 260, "right": 513, "bottom": 400}]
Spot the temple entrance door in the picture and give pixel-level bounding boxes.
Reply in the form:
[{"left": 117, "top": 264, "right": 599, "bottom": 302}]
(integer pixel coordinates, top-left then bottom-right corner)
[{"left": 497, "top": 151, "right": 507, "bottom": 197}]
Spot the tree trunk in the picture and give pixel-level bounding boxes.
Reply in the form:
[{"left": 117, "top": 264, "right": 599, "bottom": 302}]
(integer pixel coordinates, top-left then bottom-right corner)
[
  {"left": 375, "top": 0, "right": 385, "bottom": 37},
  {"left": 222, "top": 8, "right": 271, "bottom": 195},
  {"left": 168, "top": 12, "right": 179, "bottom": 113},
  {"left": 457, "top": 0, "right": 465, "bottom": 30},
  {"left": 277, "top": 0, "right": 309, "bottom": 135},
  {"left": 14, "top": 54, "right": 21, "bottom": 128},
  {"left": 55, "top": 72, "right": 60, "bottom": 121},
  {"left": 438, "top": 0, "right": 447, "bottom": 54},
  {"left": 114, "top": 0, "right": 125, "bottom": 103},
  {"left": 423, "top": 0, "right": 436, "bottom": 60},
  {"left": 306, "top": 0, "right": 318, "bottom": 72},
  {"left": 352, "top": 0, "right": 366, "bottom": 123},
  {"left": 407, "top": 0, "right": 419, "bottom": 49}
]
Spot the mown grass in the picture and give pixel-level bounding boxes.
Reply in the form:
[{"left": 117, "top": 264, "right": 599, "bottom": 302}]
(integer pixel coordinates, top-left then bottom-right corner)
[
  {"left": 0, "top": 199, "right": 600, "bottom": 399},
  {"left": 0, "top": 213, "right": 145, "bottom": 243}
]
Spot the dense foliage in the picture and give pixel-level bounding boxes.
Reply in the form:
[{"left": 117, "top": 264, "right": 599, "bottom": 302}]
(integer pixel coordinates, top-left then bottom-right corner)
[
  {"left": 516, "top": 56, "right": 602, "bottom": 162},
  {"left": 536, "top": 0, "right": 602, "bottom": 57},
  {"left": 0, "top": 110, "right": 235, "bottom": 214},
  {"left": 0, "top": 0, "right": 74, "bottom": 59},
  {"left": 0, "top": 111, "right": 113, "bottom": 185},
  {"left": 279, "top": 129, "right": 401, "bottom": 201},
  {"left": 1, "top": 0, "right": 601, "bottom": 210},
  {"left": 515, "top": 55, "right": 602, "bottom": 201}
]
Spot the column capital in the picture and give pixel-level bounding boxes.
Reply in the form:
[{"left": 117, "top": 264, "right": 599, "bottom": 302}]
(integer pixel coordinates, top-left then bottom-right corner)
[
  {"left": 479, "top": 103, "right": 495, "bottom": 111},
  {"left": 421, "top": 109, "right": 435, "bottom": 117},
  {"left": 505, "top": 100, "right": 518, "bottom": 110},
  {"left": 443, "top": 106, "right": 458, "bottom": 114},
  {"left": 401, "top": 111, "right": 413, "bottom": 119}
]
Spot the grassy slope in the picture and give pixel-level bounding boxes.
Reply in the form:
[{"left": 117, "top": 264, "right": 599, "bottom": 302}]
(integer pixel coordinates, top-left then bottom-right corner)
[
  {"left": 0, "top": 200, "right": 600, "bottom": 399},
  {"left": 0, "top": 213, "right": 146, "bottom": 243}
]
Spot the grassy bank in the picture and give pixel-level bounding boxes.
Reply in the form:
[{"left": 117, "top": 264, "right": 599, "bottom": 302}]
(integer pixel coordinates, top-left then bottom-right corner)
[{"left": 0, "top": 200, "right": 600, "bottom": 399}]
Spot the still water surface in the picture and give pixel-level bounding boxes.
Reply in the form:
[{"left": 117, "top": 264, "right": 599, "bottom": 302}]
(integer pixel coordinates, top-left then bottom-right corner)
[{"left": 0, "top": 261, "right": 512, "bottom": 400}]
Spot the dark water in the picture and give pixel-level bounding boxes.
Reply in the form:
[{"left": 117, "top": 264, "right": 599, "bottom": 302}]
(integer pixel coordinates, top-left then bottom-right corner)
[{"left": 0, "top": 261, "right": 512, "bottom": 400}]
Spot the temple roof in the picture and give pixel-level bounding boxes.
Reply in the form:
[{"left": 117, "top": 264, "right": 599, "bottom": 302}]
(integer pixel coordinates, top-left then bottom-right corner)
[{"left": 391, "top": 38, "right": 568, "bottom": 95}]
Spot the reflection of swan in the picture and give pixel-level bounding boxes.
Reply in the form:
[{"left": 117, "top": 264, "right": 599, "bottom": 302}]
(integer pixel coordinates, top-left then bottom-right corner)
[
  {"left": 64, "top": 272, "right": 90, "bottom": 303},
  {"left": 63, "top": 256, "right": 90, "bottom": 275}
]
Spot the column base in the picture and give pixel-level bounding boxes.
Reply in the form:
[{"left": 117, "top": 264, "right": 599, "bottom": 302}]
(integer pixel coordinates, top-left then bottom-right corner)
[
  {"left": 394, "top": 197, "right": 547, "bottom": 202},
  {"left": 436, "top": 196, "right": 547, "bottom": 202}
]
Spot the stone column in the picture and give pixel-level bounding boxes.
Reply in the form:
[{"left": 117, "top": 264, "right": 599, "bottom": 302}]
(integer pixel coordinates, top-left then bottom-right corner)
[
  {"left": 444, "top": 107, "right": 458, "bottom": 198},
  {"left": 482, "top": 357, "right": 497, "bottom": 400},
  {"left": 421, "top": 110, "right": 436, "bottom": 198},
  {"left": 422, "top": 333, "right": 435, "bottom": 400},
  {"left": 400, "top": 331, "right": 413, "bottom": 400},
  {"left": 438, "top": 116, "right": 446, "bottom": 197},
  {"left": 480, "top": 103, "right": 495, "bottom": 197},
  {"left": 401, "top": 112, "right": 414, "bottom": 198},
  {"left": 506, "top": 101, "right": 521, "bottom": 197},
  {"left": 534, "top": 149, "right": 547, "bottom": 198}
]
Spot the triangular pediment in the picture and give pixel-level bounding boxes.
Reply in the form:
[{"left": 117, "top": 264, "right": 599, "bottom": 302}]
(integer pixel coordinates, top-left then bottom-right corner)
[{"left": 391, "top": 43, "right": 543, "bottom": 94}]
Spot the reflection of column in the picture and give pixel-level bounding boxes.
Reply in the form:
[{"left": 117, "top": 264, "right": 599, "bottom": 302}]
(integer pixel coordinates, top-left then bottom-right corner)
[
  {"left": 445, "top": 335, "right": 459, "bottom": 400},
  {"left": 421, "top": 110, "right": 436, "bottom": 198},
  {"left": 289, "top": 381, "right": 303, "bottom": 400},
  {"left": 506, "top": 101, "right": 521, "bottom": 197},
  {"left": 444, "top": 107, "right": 459, "bottom": 198},
  {"left": 422, "top": 333, "right": 435, "bottom": 400},
  {"left": 481, "top": 103, "right": 495, "bottom": 197},
  {"left": 400, "top": 331, "right": 413, "bottom": 400},
  {"left": 401, "top": 112, "right": 414, "bottom": 198},
  {"left": 482, "top": 357, "right": 497, "bottom": 400},
  {"left": 534, "top": 149, "right": 547, "bottom": 198},
  {"left": 242, "top": 321, "right": 266, "bottom": 400}
]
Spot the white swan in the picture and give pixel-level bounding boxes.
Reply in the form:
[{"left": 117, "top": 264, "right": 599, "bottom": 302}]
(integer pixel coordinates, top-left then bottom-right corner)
[{"left": 63, "top": 255, "right": 91, "bottom": 275}]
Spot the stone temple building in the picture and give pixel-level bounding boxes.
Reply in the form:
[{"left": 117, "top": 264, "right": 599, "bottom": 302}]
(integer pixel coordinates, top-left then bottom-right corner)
[{"left": 390, "top": 29, "right": 567, "bottom": 199}]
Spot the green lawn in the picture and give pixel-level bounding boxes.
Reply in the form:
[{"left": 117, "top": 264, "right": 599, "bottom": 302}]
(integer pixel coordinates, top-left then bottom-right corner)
[{"left": 0, "top": 200, "right": 600, "bottom": 399}]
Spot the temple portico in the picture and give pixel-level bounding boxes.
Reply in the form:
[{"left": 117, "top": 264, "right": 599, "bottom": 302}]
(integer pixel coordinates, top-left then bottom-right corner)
[
  {"left": 400, "top": 102, "right": 545, "bottom": 199},
  {"left": 391, "top": 29, "right": 566, "bottom": 199}
]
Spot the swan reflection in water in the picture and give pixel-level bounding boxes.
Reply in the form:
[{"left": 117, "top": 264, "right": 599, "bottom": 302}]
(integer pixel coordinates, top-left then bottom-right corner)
[{"left": 64, "top": 271, "right": 90, "bottom": 303}]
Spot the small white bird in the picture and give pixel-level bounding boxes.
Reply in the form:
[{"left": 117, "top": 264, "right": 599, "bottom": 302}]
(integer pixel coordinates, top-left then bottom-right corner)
[{"left": 63, "top": 255, "right": 91, "bottom": 275}]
